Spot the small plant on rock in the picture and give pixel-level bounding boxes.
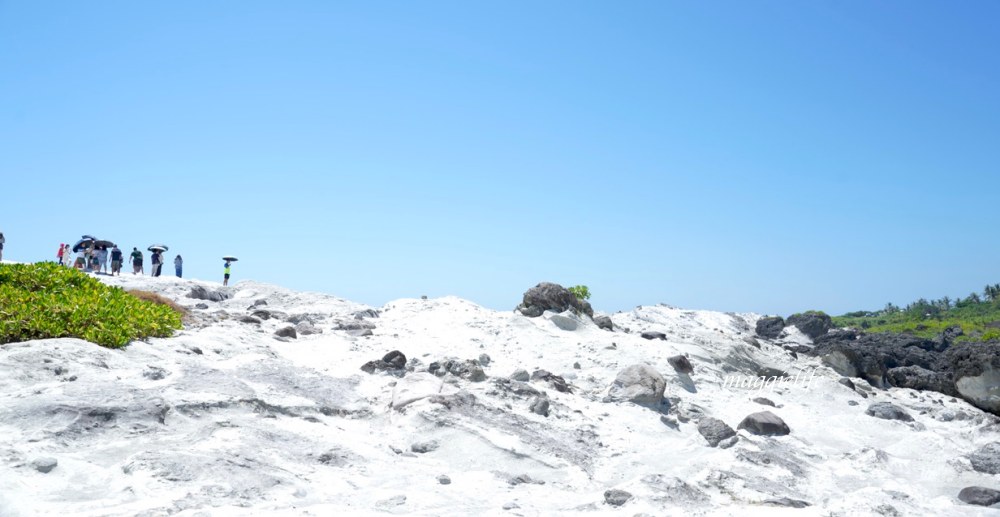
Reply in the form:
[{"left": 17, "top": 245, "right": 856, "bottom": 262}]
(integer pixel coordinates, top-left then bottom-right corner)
[{"left": 568, "top": 285, "right": 591, "bottom": 301}]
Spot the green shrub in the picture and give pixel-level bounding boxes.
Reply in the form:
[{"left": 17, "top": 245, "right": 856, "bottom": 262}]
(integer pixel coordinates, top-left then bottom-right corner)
[
  {"left": 568, "top": 285, "right": 591, "bottom": 301},
  {"left": 0, "top": 262, "right": 183, "bottom": 348}
]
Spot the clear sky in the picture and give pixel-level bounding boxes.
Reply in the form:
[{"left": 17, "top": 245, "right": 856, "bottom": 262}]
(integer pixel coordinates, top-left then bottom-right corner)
[{"left": 2, "top": 1, "right": 998, "bottom": 316}]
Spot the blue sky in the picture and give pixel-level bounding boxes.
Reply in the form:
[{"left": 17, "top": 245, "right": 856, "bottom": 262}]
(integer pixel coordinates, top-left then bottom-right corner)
[{"left": 2, "top": 1, "right": 998, "bottom": 316}]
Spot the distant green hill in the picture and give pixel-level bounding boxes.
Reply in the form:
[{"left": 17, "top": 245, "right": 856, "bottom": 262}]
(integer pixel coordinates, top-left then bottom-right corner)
[{"left": 831, "top": 284, "right": 1000, "bottom": 341}]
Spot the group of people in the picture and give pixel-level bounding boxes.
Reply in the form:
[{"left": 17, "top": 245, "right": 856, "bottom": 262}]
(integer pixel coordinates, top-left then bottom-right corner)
[{"left": 56, "top": 243, "right": 184, "bottom": 278}]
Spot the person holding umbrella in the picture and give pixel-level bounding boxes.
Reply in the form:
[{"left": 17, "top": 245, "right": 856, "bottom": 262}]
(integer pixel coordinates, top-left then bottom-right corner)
[
  {"left": 222, "top": 256, "right": 237, "bottom": 286},
  {"left": 174, "top": 255, "right": 183, "bottom": 278}
]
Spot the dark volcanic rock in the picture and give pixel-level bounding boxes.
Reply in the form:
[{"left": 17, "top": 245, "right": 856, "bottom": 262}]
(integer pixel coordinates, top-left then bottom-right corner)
[
  {"left": 429, "top": 359, "right": 486, "bottom": 382},
  {"left": 958, "top": 486, "right": 1000, "bottom": 506},
  {"left": 737, "top": 411, "right": 790, "bottom": 436},
  {"left": 274, "top": 326, "right": 297, "bottom": 339},
  {"left": 786, "top": 312, "right": 832, "bottom": 339},
  {"left": 604, "top": 489, "right": 632, "bottom": 507},
  {"left": 361, "top": 350, "right": 407, "bottom": 376},
  {"left": 947, "top": 341, "right": 1000, "bottom": 414},
  {"left": 594, "top": 315, "right": 614, "bottom": 331},
  {"left": 755, "top": 316, "right": 785, "bottom": 339},
  {"left": 641, "top": 331, "right": 667, "bottom": 341},
  {"left": 886, "top": 366, "right": 957, "bottom": 396},
  {"left": 530, "top": 369, "right": 572, "bottom": 393},
  {"left": 697, "top": 417, "right": 736, "bottom": 447},
  {"left": 667, "top": 355, "right": 694, "bottom": 374},
  {"left": 865, "top": 402, "right": 913, "bottom": 422},
  {"left": 515, "top": 282, "right": 593, "bottom": 318}
]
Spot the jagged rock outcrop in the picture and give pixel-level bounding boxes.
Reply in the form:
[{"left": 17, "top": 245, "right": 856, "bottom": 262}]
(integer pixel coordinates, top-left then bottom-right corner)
[
  {"left": 786, "top": 312, "right": 832, "bottom": 339},
  {"left": 668, "top": 355, "right": 694, "bottom": 375},
  {"left": 755, "top": 316, "right": 785, "bottom": 339},
  {"left": 865, "top": 402, "right": 913, "bottom": 422},
  {"left": 361, "top": 350, "right": 407, "bottom": 376},
  {"left": 958, "top": 486, "right": 1000, "bottom": 506},
  {"left": 594, "top": 315, "right": 614, "bottom": 331},
  {"left": 187, "top": 286, "right": 230, "bottom": 302},
  {"left": 515, "top": 282, "right": 593, "bottom": 318}
]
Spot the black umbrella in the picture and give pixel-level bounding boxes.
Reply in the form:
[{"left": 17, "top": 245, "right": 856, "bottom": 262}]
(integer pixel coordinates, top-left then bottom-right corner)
[
  {"left": 72, "top": 238, "right": 94, "bottom": 253},
  {"left": 93, "top": 240, "right": 115, "bottom": 248},
  {"left": 81, "top": 234, "right": 96, "bottom": 240},
  {"left": 222, "top": 256, "right": 239, "bottom": 262},
  {"left": 148, "top": 245, "right": 168, "bottom": 252}
]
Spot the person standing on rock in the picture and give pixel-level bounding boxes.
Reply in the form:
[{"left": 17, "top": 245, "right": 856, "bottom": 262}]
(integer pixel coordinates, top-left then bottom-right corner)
[
  {"left": 151, "top": 250, "right": 163, "bottom": 277},
  {"left": 0, "top": 231, "right": 5, "bottom": 261},
  {"left": 130, "top": 247, "right": 144, "bottom": 275},
  {"left": 223, "top": 261, "right": 231, "bottom": 286},
  {"left": 174, "top": 255, "right": 183, "bottom": 278},
  {"left": 56, "top": 243, "right": 65, "bottom": 265},
  {"left": 110, "top": 245, "right": 123, "bottom": 276}
]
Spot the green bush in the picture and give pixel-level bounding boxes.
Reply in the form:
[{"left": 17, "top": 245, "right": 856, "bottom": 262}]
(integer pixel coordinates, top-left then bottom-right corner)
[
  {"left": 0, "top": 262, "right": 183, "bottom": 348},
  {"left": 568, "top": 285, "right": 591, "bottom": 301}
]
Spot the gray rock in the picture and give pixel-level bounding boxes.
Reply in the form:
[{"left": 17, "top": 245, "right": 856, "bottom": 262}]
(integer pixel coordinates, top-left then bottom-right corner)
[
  {"left": 594, "top": 315, "right": 614, "bottom": 331},
  {"left": 763, "top": 498, "right": 811, "bottom": 508},
  {"left": 660, "top": 415, "right": 679, "bottom": 430},
  {"left": 755, "top": 316, "right": 785, "bottom": 339},
  {"left": 743, "top": 336, "right": 762, "bottom": 349},
  {"left": 718, "top": 436, "right": 739, "bottom": 449},
  {"left": 249, "top": 299, "right": 268, "bottom": 309},
  {"left": 32, "top": 457, "right": 58, "bottom": 473},
  {"left": 848, "top": 400, "right": 859, "bottom": 406},
  {"left": 274, "top": 326, "right": 297, "bottom": 339},
  {"left": 432, "top": 359, "right": 486, "bottom": 382},
  {"left": 143, "top": 367, "right": 167, "bottom": 381},
  {"left": 187, "top": 286, "right": 230, "bottom": 302},
  {"left": 529, "top": 396, "right": 550, "bottom": 417},
  {"left": 437, "top": 475, "right": 451, "bottom": 485},
  {"left": 697, "top": 417, "right": 736, "bottom": 447},
  {"left": 549, "top": 313, "right": 579, "bottom": 331},
  {"left": 502, "top": 502, "right": 519, "bottom": 510},
  {"left": 668, "top": 355, "right": 694, "bottom": 374},
  {"left": 510, "top": 369, "right": 530, "bottom": 382},
  {"left": 194, "top": 303, "right": 209, "bottom": 310},
  {"left": 410, "top": 440, "right": 440, "bottom": 453},
  {"left": 478, "top": 353, "right": 491, "bottom": 366},
  {"left": 737, "top": 411, "right": 791, "bottom": 436},
  {"left": 353, "top": 309, "right": 380, "bottom": 319},
  {"left": 515, "top": 282, "right": 593, "bottom": 318},
  {"left": 958, "top": 486, "right": 1000, "bottom": 506},
  {"left": 968, "top": 442, "right": 1000, "bottom": 474},
  {"left": 530, "top": 369, "right": 572, "bottom": 393},
  {"left": 752, "top": 397, "right": 776, "bottom": 407},
  {"left": 786, "top": 312, "right": 832, "bottom": 339},
  {"left": 240, "top": 316, "right": 262, "bottom": 324},
  {"left": 573, "top": 361, "right": 581, "bottom": 369},
  {"left": 295, "top": 321, "right": 322, "bottom": 335},
  {"left": 838, "top": 378, "right": 856, "bottom": 390},
  {"left": 865, "top": 402, "right": 914, "bottom": 422},
  {"left": 606, "top": 364, "right": 665, "bottom": 407},
  {"left": 252, "top": 310, "right": 272, "bottom": 320},
  {"left": 604, "top": 489, "right": 632, "bottom": 506},
  {"left": 641, "top": 331, "right": 667, "bottom": 341}
]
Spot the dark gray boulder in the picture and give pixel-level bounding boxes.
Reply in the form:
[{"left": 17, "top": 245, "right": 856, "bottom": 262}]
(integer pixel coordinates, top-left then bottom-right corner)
[
  {"left": 510, "top": 369, "right": 530, "bottom": 382},
  {"left": 968, "top": 442, "right": 1000, "bottom": 475},
  {"left": 604, "top": 489, "right": 632, "bottom": 507},
  {"left": 605, "top": 364, "right": 666, "bottom": 407},
  {"left": 516, "top": 282, "right": 593, "bottom": 318},
  {"left": 697, "top": 417, "right": 736, "bottom": 447},
  {"left": 886, "top": 366, "right": 956, "bottom": 396},
  {"left": 187, "top": 285, "right": 230, "bottom": 302},
  {"left": 529, "top": 396, "right": 550, "bottom": 417},
  {"left": 594, "top": 315, "right": 614, "bottom": 331},
  {"left": 958, "top": 486, "right": 1000, "bottom": 506},
  {"left": 865, "top": 402, "right": 913, "bottom": 422},
  {"left": 812, "top": 332, "right": 943, "bottom": 389},
  {"left": 755, "top": 316, "right": 785, "bottom": 339},
  {"left": 252, "top": 310, "right": 272, "bottom": 320},
  {"left": 429, "top": 359, "right": 486, "bottom": 382},
  {"left": 641, "top": 331, "right": 667, "bottom": 341},
  {"left": 786, "top": 312, "right": 832, "bottom": 339},
  {"left": 667, "top": 355, "right": 694, "bottom": 375},
  {"left": 947, "top": 342, "right": 1000, "bottom": 414},
  {"left": 194, "top": 303, "right": 209, "bottom": 310},
  {"left": 239, "top": 316, "right": 262, "bottom": 324},
  {"left": 361, "top": 350, "right": 407, "bottom": 376},
  {"left": 752, "top": 397, "right": 777, "bottom": 407},
  {"left": 274, "top": 326, "right": 297, "bottom": 339},
  {"left": 737, "top": 411, "right": 790, "bottom": 436}
]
